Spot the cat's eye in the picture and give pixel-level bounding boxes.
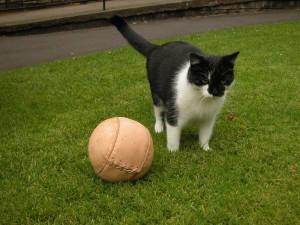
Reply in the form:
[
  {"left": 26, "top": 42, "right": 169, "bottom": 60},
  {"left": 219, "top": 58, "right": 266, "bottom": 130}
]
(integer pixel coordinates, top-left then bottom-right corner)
[
  {"left": 194, "top": 78, "right": 208, "bottom": 85},
  {"left": 194, "top": 80, "right": 201, "bottom": 85},
  {"left": 197, "top": 78, "right": 208, "bottom": 85},
  {"left": 202, "top": 79, "right": 209, "bottom": 85}
]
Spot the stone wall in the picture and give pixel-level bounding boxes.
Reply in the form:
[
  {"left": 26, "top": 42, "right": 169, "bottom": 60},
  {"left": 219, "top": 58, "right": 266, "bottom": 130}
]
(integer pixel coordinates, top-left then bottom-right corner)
[
  {"left": 0, "top": 0, "right": 299, "bottom": 11},
  {"left": 0, "top": 0, "right": 98, "bottom": 10}
]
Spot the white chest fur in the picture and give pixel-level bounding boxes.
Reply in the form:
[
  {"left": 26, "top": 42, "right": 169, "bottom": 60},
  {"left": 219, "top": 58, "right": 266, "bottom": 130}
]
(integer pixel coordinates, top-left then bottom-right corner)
[{"left": 174, "top": 63, "right": 225, "bottom": 127}]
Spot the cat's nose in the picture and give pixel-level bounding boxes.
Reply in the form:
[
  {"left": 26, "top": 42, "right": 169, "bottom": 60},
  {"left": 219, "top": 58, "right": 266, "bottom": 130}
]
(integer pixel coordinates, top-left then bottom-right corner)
[
  {"left": 208, "top": 87, "right": 217, "bottom": 95},
  {"left": 209, "top": 87, "right": 223, "bottom": 97}
]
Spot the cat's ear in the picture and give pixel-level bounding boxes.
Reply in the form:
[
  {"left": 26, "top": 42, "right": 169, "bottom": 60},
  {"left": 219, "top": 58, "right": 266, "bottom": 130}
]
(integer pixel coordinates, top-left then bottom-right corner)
[
  {"left": 190, "top": 53, "right": 206, "bottom": 65},
  {"left": 223, "top": 51, "right": 240, "bottom": 64}
]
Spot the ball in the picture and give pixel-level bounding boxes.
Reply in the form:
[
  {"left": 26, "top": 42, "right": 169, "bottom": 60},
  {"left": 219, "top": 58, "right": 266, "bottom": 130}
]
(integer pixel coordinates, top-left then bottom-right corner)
[{"left": 88, "top": 117, "right": 154, "bottom": 182}]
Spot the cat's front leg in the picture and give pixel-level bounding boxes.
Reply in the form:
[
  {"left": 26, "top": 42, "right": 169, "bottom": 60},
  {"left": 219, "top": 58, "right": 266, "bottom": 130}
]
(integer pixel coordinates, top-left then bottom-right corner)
[
  {"left": 166, "top": 122, "right": 181, "bottom": 152},
  {"left": 153, "top": 105, "right": 164, "bottom": 133},
  {"left": 199, "top": 116, "right": 217, "bottom": 151}
]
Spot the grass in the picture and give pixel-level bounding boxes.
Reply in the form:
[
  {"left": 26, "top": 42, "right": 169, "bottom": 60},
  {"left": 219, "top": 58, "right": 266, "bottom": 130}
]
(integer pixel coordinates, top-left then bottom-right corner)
[{"left": 0, "top": 21, "right": 299, "bottom": 225}]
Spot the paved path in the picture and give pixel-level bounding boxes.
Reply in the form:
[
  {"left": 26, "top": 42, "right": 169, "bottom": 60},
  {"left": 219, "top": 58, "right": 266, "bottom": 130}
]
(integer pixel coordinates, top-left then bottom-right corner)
[{"left": 1, "top": 10, "right": 299, "bottom": 70}]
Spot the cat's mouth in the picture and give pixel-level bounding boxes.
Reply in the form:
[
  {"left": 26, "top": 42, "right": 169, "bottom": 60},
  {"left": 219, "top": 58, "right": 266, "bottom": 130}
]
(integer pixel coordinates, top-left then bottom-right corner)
[
  {"left": 205, "top": 88, "right": 225, "bottom": 98},
  {"left": 209, "top": 92, "right": 224, "bottom": 97}
]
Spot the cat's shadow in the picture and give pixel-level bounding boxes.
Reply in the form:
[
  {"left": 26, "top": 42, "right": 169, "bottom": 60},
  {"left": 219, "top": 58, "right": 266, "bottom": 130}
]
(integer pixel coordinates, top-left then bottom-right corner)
[{"left": 180, "top": 128, "right": 200, "bottom": 151}]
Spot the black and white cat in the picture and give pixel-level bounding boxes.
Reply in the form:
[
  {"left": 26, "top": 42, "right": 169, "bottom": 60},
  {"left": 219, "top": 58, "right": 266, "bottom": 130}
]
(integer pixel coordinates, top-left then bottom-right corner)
[{"left": 110, "top": 16, "right": 239, "bottom": 152}]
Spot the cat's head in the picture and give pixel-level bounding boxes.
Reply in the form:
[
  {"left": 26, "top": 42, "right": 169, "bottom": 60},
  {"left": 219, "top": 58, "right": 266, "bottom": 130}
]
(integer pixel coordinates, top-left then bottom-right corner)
[{"left": 187, "top": 52, "right": 239, "bottom": 97}]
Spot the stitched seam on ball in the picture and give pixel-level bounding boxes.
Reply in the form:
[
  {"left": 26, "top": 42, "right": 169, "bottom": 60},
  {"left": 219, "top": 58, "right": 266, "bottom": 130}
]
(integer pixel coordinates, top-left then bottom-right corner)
[
  {"left": 131, "top": 129, "right": 152, "bottom": 180},
  {"left": 110, "top": 156, "right": 139, "bottom": 173},
  {"left": 110, "top": 118, "right": 139, "bottom": 174},
  {"left": 96, "top": 159, "right": 110, "bottom": 177},
  {"left": 108, "top": 161, "right": 138, "bottom": 174},
  {"left": 132, "top": 124, "right": 151, "bottom": 173},
  {"left": 140, "top": 128, "right": 151, "bottom": 172},
  {"left": 97, "top": 117, "right": 120, "bottom": 175}
]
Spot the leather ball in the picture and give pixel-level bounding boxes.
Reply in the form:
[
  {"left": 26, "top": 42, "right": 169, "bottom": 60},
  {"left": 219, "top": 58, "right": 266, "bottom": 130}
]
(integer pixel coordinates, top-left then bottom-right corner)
[{"left": 88, "top": 117, "right": 153, "bottom": 182}]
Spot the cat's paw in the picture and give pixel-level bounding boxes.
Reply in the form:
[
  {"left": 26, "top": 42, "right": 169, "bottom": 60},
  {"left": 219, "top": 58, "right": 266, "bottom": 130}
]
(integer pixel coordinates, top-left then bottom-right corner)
[
  {"left": 154, "top": 122, "right": 164, "bottom": 133},
  {"left": 201, "top": 143, "right": 212, "bottom": 151},
  {"left": 167, "top": 143, "right": 179, "bottom": 152}
]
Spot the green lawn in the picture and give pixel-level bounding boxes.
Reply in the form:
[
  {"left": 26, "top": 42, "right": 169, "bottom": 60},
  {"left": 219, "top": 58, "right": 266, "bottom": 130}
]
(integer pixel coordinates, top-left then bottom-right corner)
[{"left": 1, "top": 21, "right": 299, "bottom": 225}]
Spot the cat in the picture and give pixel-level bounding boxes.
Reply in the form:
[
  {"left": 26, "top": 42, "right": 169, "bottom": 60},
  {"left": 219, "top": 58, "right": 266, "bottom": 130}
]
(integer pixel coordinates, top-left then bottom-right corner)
[{"left": 110, "top": 16, "right": 239, "bottom": 152}]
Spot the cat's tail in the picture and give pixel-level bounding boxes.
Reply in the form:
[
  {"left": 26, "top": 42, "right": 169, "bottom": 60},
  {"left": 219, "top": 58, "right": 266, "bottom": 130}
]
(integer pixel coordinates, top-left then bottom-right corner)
[{"left": 110, "top": 16, "right": 157, "bottom": 57}]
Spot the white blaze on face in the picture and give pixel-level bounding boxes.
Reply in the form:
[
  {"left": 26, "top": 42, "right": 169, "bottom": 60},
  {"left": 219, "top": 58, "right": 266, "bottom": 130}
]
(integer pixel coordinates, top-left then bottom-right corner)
[
  {"left": 201, "top": 85, "right": 213, "bottom": 98},
  {"left": 203, "top": 70, "right": 214, "bottom": 97},
  {"left": 208, "top": 70, "right": 213, "bottom": 80}
]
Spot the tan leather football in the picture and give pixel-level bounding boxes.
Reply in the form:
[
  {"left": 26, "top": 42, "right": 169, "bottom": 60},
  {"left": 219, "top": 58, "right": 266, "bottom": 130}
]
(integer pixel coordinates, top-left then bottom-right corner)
[{"left": 88, "top": 117, "right": 154, "bottom": 182}]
